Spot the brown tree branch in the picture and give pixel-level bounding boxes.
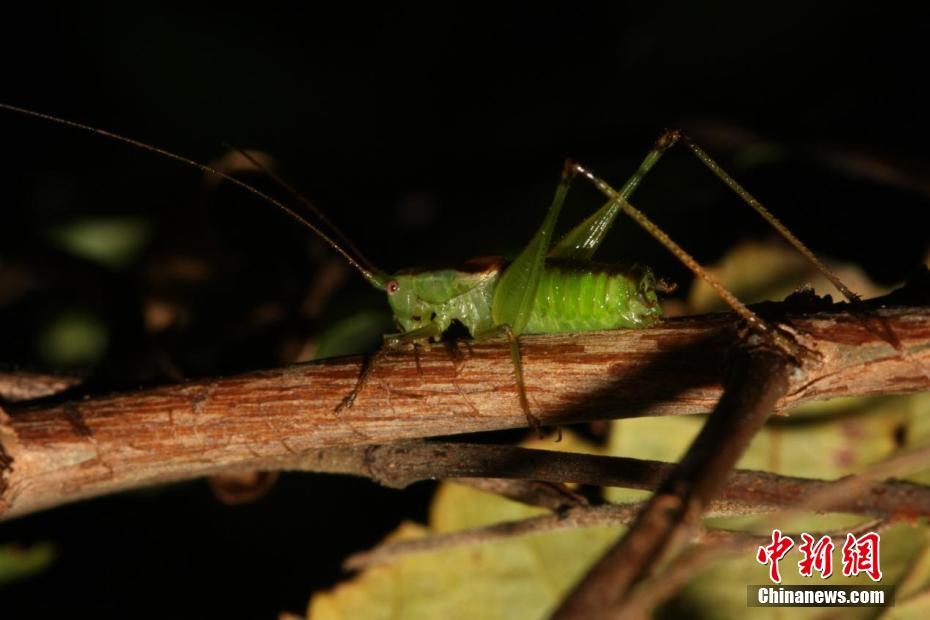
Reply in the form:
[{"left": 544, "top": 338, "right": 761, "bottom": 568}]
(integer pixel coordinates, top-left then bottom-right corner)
[
  {"left": 1, "top": 304, "right": 929, "bottom": 520},
  {"left": 0, "top": 370, "right": 82, "bottom": 403},
  {"left": 617, "top": 444, "right": 930, "bottom": 617},
  {"left": 346, "top": 435, "right": 922, "bottom": 573},
  {"left": 451, "top": 478, "right": 590, "bottom": 511},
  {"left": 272, "top": 441, "right": 930, "bottom": 519}
]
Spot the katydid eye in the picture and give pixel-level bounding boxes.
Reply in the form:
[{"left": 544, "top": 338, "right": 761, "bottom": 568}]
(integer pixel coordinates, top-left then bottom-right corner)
[{"left": 386, "top": 280, "right": 400, "bottom": 295}]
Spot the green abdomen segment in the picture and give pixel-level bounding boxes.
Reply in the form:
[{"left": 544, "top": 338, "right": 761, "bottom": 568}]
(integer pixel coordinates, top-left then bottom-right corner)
[{"left": 522, "top": 262, "right": 663, "bottom": 334}]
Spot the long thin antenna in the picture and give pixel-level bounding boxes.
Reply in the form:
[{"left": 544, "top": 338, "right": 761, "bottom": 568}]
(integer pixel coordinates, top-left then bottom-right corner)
[
  {"left": 0, "top": 102, "right": 389, "bottom": 289},
  {"left": 221, "top": 142, "right": 379, "bottom": 274}
]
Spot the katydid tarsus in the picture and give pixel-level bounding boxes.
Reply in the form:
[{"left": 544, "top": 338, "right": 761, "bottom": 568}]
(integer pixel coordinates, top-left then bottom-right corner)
[{"left": 1, "top": 102, "right": 856, "bottom": 434}]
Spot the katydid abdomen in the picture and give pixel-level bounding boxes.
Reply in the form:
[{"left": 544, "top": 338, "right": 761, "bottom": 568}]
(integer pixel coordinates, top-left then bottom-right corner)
[{"left": 523, "top": 261, "right": 662, "bottom": 333}]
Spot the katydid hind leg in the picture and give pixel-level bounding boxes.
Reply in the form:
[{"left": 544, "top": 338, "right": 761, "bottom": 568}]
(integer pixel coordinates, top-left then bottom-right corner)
[
  {"left": 549, "top": 130, "right": 679, "bottom": 261},
  {"left": 503, "top": 327, "right": 541, "bottom": 437},
  {"left": 676, "top": 135, "right": 900, "bottom": 350},
  {"left": 491, "top": 162, "right": 575, "bottom": 336},
  {"left": 570, "top": 162, "right": 803, "bottom": 356},
  {"left": 678, "top": 134, "right": 862, "bottom": 305}
]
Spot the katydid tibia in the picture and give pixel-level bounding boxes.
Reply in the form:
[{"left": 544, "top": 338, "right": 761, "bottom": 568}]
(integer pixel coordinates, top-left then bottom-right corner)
[{"left": 0, "top": 102, "right": 857, "bottom": 434}]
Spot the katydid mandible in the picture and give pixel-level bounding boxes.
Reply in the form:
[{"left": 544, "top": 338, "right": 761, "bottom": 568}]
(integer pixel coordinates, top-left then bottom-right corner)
[{"left": 0, "top": 103, "right": 854, "bottom": 434}]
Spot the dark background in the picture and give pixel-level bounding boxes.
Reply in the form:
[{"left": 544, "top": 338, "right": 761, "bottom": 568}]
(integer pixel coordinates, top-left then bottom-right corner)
[{"left": 1, "top": 3, "right": 929, "bottom": 618}]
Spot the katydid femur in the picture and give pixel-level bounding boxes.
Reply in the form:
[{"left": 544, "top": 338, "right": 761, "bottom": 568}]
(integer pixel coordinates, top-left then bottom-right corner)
[{"left": 1, "top": 103, "right": 852, "bottom": 434}]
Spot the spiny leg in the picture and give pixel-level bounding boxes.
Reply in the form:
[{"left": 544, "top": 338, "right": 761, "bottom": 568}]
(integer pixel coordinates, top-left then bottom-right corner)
[
  {"left": 335, "top": 323, "right": 443, "bottom": 413},
  {"left": 571, "top": 162, "right": 803, "bottom": 357},
  {"left": 665, "top": 131, "right": 903, "bottom": 351},
  {"left": 657, "top": 130, "right": 861, "bottom": 305},
  {"left": 556, "top": 127, "right": 863, "bottom": 310},
  {"left": 550, "top": 131, "right": 678, "bottom": 260},
  {"left": 474, "top": 324, "right": 545, "bottom": 438}
]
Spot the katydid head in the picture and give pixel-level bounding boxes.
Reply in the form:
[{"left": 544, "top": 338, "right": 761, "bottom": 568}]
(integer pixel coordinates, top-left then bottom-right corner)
[
  {"left": 383, "top": 257, "right": 505, "bottom": 333},
  {"left": 384, "top": 274, "right": 434, "bottom": 332}
]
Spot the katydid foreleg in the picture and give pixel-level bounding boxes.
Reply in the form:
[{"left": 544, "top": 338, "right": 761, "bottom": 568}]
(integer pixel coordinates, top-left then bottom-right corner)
[{"left": 336, "top": 323, "right": 444, "bottom": 412}]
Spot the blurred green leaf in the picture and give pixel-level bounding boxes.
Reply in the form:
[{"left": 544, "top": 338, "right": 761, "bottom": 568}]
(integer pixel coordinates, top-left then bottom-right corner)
[
  {"left": 313, "top": 310, "right": 393, "bottom": 360},
  {"left": 47, "top": 216, "right": 150, "bottom": 269},
  {"left": 0, "top": 543, "right": 55, "bottom": 585},
  {"left": 308, "top": 482, "right": 621, "bottom": 620},
  {"left": 37, "top": 310, "right": 109, "bottom": 367},
  {"left": 687, "top": 240, "right": 891, "bottom": 313}
]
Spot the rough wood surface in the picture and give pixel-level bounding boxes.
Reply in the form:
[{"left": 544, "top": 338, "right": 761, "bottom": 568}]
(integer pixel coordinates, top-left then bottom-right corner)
[{"left": 1, "top": 305, "right": 929, "bottom": 520}]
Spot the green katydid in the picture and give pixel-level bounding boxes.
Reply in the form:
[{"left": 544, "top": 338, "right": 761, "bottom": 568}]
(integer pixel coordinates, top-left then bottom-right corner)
[{"left": 0, "top": 102, "right": 857, "bottom": 434}]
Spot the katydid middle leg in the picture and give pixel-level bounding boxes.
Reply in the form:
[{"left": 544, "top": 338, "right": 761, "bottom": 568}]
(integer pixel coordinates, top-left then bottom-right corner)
[{"left": 472, "top": 323, "right": 544, "bottom": 436}]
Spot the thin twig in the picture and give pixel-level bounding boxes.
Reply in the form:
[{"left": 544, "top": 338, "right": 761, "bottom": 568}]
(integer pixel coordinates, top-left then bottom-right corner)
[
  {"left": 343, "top": 499, "right": 764, "bottom": 571},
  {"left": 281, "top": 442, "right": 930, "bottom": 518},
  {"left": 451, "top": 478, "right": 589, "bottom": 511}
]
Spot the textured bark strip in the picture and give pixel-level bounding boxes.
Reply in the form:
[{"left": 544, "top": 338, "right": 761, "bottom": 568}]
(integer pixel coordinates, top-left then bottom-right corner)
[
  {"left": 0, "top": 371, "right": 82, "bottom": 402},
  {"left": 0, "top": 441, "right": 12, "bottom": 506},
  {"left": 0, "top": 306, "right": 928, "bottom": 520},
  {"left": 293, "top": 442, "right": 930, "bottom": 519}
]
